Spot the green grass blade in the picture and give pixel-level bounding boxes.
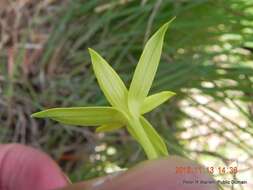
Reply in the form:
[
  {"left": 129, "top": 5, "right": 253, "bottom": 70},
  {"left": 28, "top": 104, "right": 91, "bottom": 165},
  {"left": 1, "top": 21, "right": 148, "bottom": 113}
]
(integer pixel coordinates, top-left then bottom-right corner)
[
  {"left": 140, "top": 116, "right": 168, "bottom": 156},
  {"left": 141, "top": 91, "right": 176, "bottom": 114},
  {"left": 32, "top": 107, "right": 124, "bottom": 126},
  {"left": 88, "top": 48, "right": 128, "bottom": 110},
  {"left": 128, "top": 19, "right": 174, "bottom": 114}
]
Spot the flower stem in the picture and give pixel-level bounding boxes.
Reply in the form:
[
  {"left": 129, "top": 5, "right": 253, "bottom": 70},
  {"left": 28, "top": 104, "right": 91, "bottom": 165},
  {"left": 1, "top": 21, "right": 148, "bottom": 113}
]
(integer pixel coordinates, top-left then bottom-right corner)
[{"left": 128, "top": 117, "right": 158, "bottom": 159}]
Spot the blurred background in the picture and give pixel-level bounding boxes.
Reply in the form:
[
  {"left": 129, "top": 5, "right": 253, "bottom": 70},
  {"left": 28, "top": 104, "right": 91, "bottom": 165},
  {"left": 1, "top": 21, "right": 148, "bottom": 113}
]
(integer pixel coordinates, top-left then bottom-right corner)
[{"left": 0, "top": 0, "right": 253, "bottom": 189}]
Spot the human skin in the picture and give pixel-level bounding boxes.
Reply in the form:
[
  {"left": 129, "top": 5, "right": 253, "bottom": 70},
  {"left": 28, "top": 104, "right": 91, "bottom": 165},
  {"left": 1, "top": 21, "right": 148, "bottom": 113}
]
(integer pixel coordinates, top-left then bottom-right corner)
[
  {"left": 0, "top": 144, "right": 217, "bottom": 190},
  {"left": 0, "top": 144, "right": 68, "bottom": 190},
  {"left": 59, "top": 156, "right": 218, "bottom": 190}
]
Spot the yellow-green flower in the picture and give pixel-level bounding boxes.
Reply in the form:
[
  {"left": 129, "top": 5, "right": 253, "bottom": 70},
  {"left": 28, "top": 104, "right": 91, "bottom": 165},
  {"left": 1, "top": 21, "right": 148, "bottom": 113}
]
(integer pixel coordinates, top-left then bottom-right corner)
[{"left": 32, "top": 18, "right": 176, "bottom": 160}]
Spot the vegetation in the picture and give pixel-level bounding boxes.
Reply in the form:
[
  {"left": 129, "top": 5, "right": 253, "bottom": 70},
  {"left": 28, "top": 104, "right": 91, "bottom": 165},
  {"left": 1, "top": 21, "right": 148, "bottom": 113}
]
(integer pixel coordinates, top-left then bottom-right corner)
[{"left": 0, "top": 0, "right": 252, "bottom": 189}]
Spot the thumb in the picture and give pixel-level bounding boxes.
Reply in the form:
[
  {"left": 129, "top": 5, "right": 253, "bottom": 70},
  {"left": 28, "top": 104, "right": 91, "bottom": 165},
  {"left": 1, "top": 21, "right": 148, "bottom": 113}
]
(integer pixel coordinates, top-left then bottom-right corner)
[
  {"left": 58, "top": 156, "right": 217, "bottom": 190},
  {"left": 0, "top": 144, "right": 69, "bottom": 190}
]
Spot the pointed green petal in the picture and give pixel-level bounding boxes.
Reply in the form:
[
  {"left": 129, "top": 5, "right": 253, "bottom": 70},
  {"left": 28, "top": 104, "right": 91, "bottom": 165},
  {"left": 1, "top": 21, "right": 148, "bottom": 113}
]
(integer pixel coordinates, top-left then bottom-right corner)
[
  {"left": 96, "top": 123, "right": 123, "bottom": 133},
  {"left": 88, "top": 48, "right": 128, "bottom": 110},
  {"left": 32, "top": 107, "right": 124, "bottom": 126},
  {"left": 128, "top": 19, "right": 174, "bottom": 114},
  {"left": 141, "top": 91, "right": 176, "bottom": 114},
  {"left": 140, "top": 116, "right": 168, "bottom": 156}
]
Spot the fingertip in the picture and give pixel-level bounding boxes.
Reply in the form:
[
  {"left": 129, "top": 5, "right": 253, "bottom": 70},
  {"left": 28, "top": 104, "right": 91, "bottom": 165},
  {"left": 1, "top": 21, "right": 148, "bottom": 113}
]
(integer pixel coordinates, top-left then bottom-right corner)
[{"left": 0, "top": 143, "right": 69, "bottom": 190}]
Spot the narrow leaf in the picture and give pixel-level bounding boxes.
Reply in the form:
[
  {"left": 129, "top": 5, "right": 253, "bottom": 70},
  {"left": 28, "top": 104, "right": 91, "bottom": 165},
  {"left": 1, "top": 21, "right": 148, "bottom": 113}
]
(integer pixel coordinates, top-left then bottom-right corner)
[
  {"left": 128, "top": 19, "right": 174, "bottom": 113},
  {"left": 32, "top": 107, "right": 124, "bottom": 126},
  {"left": 141, "top": 91, "right": 176, "bottom": 114},
  {"left": 96, "top": 123, "right": 123, "bottom": 133},
  {"left": 88, "top": 48, "right": 128, "bottom": 110},
  {"left": 140, "top": 116, "right": 168, "bottom": 156}
]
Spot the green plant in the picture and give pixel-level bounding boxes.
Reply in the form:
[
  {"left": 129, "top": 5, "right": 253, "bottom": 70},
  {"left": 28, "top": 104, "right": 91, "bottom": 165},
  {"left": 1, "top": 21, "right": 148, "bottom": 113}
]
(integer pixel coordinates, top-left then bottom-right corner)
[{"left": 32, "top": 19, "right": 175, "bottom": 160}]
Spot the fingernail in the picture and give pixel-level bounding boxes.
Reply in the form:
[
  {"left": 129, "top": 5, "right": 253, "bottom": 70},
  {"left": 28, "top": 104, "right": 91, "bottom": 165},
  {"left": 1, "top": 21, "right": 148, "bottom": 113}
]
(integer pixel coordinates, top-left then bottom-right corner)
[
  {"left": 63, "top": 173, "right": 72, "bottom": 184},
  {"left": 91, "top": 170, "right": 125, "bottom": 189}
]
